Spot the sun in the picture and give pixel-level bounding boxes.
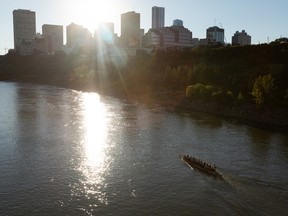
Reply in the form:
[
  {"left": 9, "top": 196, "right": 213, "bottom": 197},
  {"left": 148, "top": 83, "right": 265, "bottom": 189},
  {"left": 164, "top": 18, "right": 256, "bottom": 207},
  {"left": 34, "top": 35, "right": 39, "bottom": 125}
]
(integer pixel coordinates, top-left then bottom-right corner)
[{"left": 70, "top": 0, "right": 119, "bottom": 32}]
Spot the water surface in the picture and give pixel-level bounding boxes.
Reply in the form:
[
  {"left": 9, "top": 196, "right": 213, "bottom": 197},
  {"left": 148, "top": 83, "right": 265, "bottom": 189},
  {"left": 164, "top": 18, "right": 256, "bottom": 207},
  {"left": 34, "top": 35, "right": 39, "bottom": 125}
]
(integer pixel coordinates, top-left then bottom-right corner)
[{"left": 0, "top": 82, "right": 287, "bottom": 215}]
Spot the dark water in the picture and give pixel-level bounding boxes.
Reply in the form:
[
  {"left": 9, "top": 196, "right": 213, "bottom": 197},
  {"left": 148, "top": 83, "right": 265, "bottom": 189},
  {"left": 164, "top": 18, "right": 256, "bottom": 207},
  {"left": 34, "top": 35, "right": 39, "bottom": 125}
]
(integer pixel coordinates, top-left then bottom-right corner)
[{"left": 0, "top": 82, "right": 287, "bottom": 216}]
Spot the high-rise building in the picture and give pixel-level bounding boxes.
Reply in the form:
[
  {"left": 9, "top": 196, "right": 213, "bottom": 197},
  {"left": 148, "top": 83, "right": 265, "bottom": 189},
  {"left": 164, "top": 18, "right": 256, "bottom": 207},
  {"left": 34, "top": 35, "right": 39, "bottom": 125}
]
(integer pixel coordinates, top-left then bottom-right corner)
[
  {"left": 206, "top": 26, "right": 225, "bottom": 45},
  {"left": 42, "top": 24, "right": 63, "bottom": 53},
  {"left": 173, "top": 19, "right": 183, "bottom": 27},
  {"left": 152, "top": 6, "right": 165, "bottom": 29},
  {"left": 66, "top": 23, "right": 92, "bottom": 48},
  {"left": 232, "top": 30, "right": 251, "bottom": 46},
  {"left": 98, "top": 22, "right": 115, "bottom": 45},
  {"left": 13, "top": 9, "right": 36, "bottom": 50},
  {"left": 121, "top": 11, "right": 140, "bottom": 48}
]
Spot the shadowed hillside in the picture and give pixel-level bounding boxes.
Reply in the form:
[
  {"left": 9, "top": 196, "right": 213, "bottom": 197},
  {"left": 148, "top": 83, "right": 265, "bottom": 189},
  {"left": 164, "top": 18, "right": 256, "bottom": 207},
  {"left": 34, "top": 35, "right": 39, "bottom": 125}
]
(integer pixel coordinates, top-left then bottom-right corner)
[{"left": 1, "top": 43, "right": 288, "bottom": 129}]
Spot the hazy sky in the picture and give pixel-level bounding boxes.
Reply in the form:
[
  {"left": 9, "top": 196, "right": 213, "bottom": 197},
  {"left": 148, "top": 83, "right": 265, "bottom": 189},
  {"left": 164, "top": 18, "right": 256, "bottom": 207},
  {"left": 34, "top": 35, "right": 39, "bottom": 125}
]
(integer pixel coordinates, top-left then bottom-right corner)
[{"left": 1, "top": 0, "right": 287, "bottom": 54}]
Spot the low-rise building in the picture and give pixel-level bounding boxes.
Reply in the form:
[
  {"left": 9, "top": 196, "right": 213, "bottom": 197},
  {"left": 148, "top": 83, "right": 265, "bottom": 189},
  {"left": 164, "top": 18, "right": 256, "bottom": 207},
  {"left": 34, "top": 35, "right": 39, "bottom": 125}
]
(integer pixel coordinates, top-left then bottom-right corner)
[
  {"left": 18, "top": 37, "right": 46, "bottom": 55},
  {"left": 144, "top": 20, "right": 193, "bottom": 50},
  {"left": 232, "top": 30, "right": 251, "bottom": 46},
  {"left": 42, "top": 24, "right": 63, "bottom": 54}
]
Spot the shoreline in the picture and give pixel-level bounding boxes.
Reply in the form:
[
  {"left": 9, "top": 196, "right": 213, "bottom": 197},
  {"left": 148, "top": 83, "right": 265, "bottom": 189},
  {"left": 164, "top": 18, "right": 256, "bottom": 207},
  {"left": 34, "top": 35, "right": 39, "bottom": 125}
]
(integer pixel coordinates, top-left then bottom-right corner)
[
  {"left": 128, "top": 90, "right": 288, "bottom": 132},
  {"left": 176, "top": 98, "right": 288, "bottom": 132},
  {"left": 2, "top": 79, "right": 288, "bottom": 132}
]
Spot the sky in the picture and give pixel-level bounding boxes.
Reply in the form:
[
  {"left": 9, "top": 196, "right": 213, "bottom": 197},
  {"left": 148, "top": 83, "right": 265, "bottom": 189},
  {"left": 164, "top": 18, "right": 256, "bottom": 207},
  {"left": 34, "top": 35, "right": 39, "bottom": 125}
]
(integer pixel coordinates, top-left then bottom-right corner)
[{"left": 1, "top": 0, "right": 287, "bottom": 54}]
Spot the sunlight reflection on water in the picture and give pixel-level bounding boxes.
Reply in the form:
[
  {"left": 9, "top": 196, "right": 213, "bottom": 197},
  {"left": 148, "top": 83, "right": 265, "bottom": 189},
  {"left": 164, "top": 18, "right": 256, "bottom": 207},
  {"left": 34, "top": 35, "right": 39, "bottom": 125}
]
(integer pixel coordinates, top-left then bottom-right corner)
[
  {"left": 82, "top": 93, "right": 107, "bottom": 167},
  {"left": 72, "top": 92, "right": 110, "bottom": 207}
]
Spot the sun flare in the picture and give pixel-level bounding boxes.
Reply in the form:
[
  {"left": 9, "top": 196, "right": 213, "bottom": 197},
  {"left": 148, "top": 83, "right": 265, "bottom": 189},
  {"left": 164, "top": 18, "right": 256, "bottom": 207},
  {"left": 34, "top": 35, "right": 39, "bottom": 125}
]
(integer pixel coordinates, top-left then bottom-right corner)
[
  {"left": 73, "top": 92, "right": 109, "bottom": 205},
  {"left": 81, "top": 92, "right": 107, "bottom": 167},
  {"left": 70, "top": 0, "right": 119, "bottom": 32}
]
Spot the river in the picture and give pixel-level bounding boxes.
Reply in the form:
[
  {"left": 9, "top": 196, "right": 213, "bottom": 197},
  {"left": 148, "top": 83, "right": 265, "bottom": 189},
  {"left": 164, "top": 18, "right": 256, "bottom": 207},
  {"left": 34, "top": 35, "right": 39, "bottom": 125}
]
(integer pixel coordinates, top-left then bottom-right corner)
[{"left": 0, "top": 82, "right": 287, "bottom": 216}]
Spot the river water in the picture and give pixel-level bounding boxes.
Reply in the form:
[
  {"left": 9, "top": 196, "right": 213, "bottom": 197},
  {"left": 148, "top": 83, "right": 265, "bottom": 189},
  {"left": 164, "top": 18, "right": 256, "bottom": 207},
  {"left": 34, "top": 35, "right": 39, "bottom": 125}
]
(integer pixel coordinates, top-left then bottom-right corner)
[{"left": 0, "top": 82, "right": 287, "bottom": 216}]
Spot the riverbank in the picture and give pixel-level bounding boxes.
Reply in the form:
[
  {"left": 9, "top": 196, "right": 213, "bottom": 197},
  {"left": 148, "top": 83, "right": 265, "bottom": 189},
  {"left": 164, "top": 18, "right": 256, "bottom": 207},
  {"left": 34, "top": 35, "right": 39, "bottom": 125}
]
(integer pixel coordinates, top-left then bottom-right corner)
[
  {"left": 1, "top": 50, "right": 287, "bottom": 132},
  {"left": 125, "top": 90, "right": 288, "bottom": 132},
  {"left": 1, "top": 78, "right": 287, "bottom": 132},
  {"left": 178, "top": 97, "right": 288, "bottom": 132}
]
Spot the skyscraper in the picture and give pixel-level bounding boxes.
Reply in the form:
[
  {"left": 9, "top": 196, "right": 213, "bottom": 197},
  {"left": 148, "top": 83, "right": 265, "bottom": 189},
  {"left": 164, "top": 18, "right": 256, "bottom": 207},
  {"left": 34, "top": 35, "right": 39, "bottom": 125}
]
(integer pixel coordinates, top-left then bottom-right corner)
[
  {"left": 42, "top": 24, "right": 63, "bottom": 53},
  {"left": 206, "top": 26, "right": 225, "bottom": 45},
  {"left": 98, "top": 22, "right": 115, "bottom": 44},
  {"left": 152, "top": 6, "right": 165, "bottom": 29},
  {"left": 66, "top": 23, "right": 91, "bottom": 48},
  {"left": 13, "top": 9, "right": 36, "bottom": 50},
  {"left": 121, "top": 11, "right": 141, "bottom": 48}
]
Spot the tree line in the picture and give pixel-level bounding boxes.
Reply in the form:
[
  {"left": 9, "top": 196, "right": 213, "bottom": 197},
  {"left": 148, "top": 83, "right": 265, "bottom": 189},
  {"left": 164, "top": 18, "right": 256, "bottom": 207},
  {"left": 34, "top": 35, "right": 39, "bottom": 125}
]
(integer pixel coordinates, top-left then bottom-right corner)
[{"left": 1, "top": 41, "right": 288, "bottom": 109}]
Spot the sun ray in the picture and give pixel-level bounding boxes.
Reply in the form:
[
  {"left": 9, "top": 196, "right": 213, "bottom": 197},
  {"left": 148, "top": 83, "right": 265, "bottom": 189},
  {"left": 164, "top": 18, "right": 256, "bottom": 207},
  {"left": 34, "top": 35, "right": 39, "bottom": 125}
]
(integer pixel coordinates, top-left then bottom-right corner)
[{"left": 69, "top": 0, "right": 120, "bottom": 33}]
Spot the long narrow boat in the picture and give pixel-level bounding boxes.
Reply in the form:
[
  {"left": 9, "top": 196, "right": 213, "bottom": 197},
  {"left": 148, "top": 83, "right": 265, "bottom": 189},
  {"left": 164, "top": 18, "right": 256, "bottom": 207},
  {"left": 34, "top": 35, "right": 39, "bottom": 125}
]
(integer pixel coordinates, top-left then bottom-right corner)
[{"left": 179, "top": 154, "right": 223, "bottom": 179}]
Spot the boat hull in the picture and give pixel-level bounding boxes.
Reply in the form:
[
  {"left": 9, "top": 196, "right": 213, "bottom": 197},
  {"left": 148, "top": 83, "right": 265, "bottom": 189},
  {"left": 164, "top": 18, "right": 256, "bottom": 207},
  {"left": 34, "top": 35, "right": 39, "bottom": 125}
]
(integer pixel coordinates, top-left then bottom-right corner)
[{"left": 179, "top": 154, "right": 222, "bottom": 179}]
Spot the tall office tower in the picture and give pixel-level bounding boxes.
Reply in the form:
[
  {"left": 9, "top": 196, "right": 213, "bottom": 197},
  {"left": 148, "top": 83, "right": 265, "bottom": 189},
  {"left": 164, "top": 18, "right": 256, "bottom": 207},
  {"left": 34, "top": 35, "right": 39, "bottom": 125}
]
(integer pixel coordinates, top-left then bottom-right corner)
[
  {"left": 152, "top": 6, "right": 165, "bottom": 29},
  {"left": 42, "top": 24, "right": 63, "bottom": 53},
  {"left": 13, "top": 9, "right": 36, "bottom": 50},
  {"left": 121, "top": 11, "right": 140, "bottom": 48},
  {"left": 66, "top": 23, "right": 92, "bottom": 48},
  {"left": 98, "top": 22, "right": 115, "bottom": 44},
  {"left": 206, "top": 26, "right": 225, "bottom": 45}
]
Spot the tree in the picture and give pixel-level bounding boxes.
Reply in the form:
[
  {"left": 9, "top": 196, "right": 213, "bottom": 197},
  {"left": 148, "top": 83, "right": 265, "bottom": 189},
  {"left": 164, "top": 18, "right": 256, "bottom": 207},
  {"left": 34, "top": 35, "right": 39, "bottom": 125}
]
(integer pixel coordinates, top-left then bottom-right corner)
[{"left": 251, "top": 74, "right": 275, "bottom": 106}]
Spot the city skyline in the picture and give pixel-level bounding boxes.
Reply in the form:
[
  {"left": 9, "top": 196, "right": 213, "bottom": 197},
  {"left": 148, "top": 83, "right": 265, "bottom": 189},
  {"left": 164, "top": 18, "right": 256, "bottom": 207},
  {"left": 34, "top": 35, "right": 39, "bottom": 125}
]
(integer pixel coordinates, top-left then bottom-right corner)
[{"left": 1, "top": 0, "right": 288, "bottom": 54}]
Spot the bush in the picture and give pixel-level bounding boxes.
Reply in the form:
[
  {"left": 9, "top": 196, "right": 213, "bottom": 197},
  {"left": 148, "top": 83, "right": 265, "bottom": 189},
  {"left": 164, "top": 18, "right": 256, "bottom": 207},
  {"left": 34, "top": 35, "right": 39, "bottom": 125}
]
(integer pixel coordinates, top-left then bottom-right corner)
[
  {"left": 225, "top": 90, "right": 234, "bottom": 104},
  {"left": 186, "top": 83, "right": 222, "bottom": 102},
  {"left": 186, "top": 83, "right": 207, "bottom": 100},
  {"left": 251, "top": 73, "right": 276, "bottom": 107},
  {"left": 211, "top": 90, "right": 223, "bottom": 102}
]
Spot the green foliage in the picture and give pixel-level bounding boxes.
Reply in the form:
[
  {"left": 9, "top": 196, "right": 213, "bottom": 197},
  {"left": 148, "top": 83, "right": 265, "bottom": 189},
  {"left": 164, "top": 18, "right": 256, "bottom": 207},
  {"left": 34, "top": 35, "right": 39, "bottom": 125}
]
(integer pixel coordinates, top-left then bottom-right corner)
[
  {"left": 2, "top": 43, "right": 288, "bottom": 108},
  {"left": 211, "top": 90, "right": 223, "bottom": 102},
  {"left": 225, "top": 90, "right": 234, "bottom": 104},
  {"left": 186, "top": 85, "right": 194, "bottom": 97},
  {"left": 186, "top": 83, "right": 239, "bottom": 105},
  {"left": 226, "top": 90, "right": 234, "bottom": 98},
  {"left": 164, "top": 65, "right": 193, "bottom": 90},
  {"left": 251, "top": 74, "right": 276, "bottom": 106},
  {"left": 186, "top": 83, "right": 222, "bottom": 102},
  {"left": 193, "top": 63, "right": 220, "bottom": 84}
]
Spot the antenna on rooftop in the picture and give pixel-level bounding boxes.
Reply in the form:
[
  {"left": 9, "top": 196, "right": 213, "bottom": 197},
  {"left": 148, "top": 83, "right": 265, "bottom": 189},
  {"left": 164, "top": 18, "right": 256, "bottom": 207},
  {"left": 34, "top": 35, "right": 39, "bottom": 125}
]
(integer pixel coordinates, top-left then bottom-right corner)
[{"left": 219, "top": 23, "right": 227, "bottom": 44}]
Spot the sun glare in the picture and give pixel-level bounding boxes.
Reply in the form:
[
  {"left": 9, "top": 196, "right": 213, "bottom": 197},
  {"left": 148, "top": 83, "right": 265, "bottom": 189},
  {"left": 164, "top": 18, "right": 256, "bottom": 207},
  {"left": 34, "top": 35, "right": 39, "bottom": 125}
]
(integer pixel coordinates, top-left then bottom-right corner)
[
  {"left": 81, "top": 92, "right": 107, "bottom": 167},
  {"left": 70, "top": 0, "right": 119, "bottom": 33},
  {"left": 72, "top": 92, "right": 109, "bottom": 206}
]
